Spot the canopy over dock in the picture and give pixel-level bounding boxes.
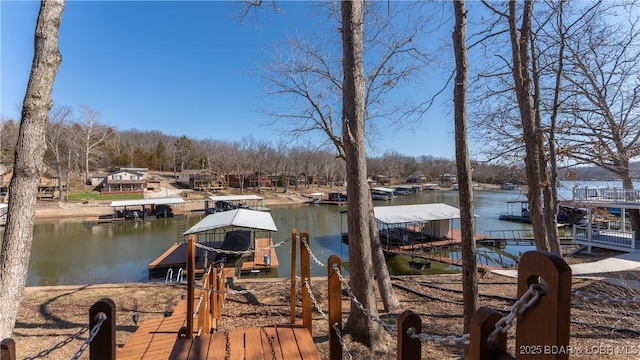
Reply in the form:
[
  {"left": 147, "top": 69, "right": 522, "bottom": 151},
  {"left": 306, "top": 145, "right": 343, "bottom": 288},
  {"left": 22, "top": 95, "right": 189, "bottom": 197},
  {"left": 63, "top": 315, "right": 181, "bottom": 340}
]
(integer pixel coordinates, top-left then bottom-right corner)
[
  {"left": 110, "top": 198, "right": 185, "bottom": 207},
  {"left": 374, "top": 203, "right": 461, "bottom": 224},
  {"left": 183, "top": 208, "right": 278, "bottom": 235}
]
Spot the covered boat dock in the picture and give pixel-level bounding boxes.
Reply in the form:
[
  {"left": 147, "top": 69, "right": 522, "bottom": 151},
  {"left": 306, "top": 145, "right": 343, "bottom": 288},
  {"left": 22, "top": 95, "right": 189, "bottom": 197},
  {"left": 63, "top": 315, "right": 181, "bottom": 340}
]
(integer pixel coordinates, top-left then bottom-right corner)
[{"left": 148, "top": 208, "right": 280, "bottom": 280}]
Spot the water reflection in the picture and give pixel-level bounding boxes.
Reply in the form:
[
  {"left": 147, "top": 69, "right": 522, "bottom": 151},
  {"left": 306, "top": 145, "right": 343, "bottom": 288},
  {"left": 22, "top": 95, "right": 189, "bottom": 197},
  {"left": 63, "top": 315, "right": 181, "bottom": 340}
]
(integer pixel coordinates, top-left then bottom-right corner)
[{"left": 15, "top": 187, "right": 557, "bottom": 286}]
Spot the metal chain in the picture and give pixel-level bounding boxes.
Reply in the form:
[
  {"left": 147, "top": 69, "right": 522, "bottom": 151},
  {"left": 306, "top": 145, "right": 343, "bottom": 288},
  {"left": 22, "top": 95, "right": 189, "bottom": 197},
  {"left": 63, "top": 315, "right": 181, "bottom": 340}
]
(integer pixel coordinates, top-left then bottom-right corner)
[
  {"left": 193, "top": 294, "right": 204, "bottom": 318},
  {"left": 70, "top": 312, "right": 107, "bottom": 360},
  {"left": 25, "top": 326, "right": 88, "bottom": 359},
  {"left": 225, "top": 331, "right": 231, "bottom": 360},
  {"left": 261, "top": 327, "right": 278, "bottom": 359},
  {"left": 332, "top": 323, "right": 353, "bottom": 360},
  {"left": 333, "top": 265, "right": 397, "bottom": 333},
  {"left": 303, "top": 279, "right": 328, "bottom": 319},
  {"left": 194, "top": 238, "right": 291, "bottom": 256},
  {"left": 406, "top": 328, "right": 470, "bottom": 345},
  {"left": 487, "top": 283, "right": 547, "bottom": 347},
  {"left": 301, "top": 238, "right": 327, "bottom": 267},
  {"left": 572, "top": 291, "right": 640, "bottom": 306}
]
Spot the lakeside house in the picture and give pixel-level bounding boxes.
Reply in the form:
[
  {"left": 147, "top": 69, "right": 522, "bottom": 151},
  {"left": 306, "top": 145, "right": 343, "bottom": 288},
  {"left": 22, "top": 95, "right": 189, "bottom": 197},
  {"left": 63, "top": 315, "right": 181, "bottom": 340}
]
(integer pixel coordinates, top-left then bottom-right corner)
[{"left": 1, "top": 168, "right": 61, "bottom": 200}]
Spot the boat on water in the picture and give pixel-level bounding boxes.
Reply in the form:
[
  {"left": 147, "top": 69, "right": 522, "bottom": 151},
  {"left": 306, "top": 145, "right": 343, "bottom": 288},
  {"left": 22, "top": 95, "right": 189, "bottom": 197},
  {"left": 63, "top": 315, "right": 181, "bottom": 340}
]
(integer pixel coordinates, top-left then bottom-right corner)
[
  {"left": 148, "top": 208, "right": 279, "bottom": 280},
  {"left": 371, "top": 187, "right": 395, "bottom": 201},
  {"left": 84, "top": 198, "right": 185, "bottom": 225},
  {"left": 498, "top": 200, "right": 530, "bottom": 223},
  {"left": 498, "top": 200, "right": 587, "bottom": 225},
  {"left": 205, "top": 194, "right": 269, "bottom": 214},
  {"left": 501, "top": 183, "right": 521, "bottom": 191}
]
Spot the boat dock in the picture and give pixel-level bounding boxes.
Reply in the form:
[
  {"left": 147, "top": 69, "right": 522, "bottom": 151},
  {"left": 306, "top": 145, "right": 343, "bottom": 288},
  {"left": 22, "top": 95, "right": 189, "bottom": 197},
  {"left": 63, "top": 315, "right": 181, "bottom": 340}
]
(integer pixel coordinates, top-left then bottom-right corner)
[{"left": 148, "top": 238, "right": 279, "bottom": 280}]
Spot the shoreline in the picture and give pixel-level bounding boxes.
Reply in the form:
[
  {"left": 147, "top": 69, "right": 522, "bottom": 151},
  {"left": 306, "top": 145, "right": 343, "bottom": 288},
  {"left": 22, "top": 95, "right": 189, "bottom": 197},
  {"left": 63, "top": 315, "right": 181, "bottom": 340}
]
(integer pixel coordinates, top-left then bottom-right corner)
[{"left": 33, "top": 184, "right": 502, "bottom": 220}]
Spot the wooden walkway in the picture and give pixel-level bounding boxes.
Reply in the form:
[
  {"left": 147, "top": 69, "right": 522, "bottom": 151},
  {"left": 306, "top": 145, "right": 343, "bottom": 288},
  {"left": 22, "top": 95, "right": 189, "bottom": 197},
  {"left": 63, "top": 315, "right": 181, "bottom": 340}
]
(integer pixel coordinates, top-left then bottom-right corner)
[
  {"left": 118, "top": 291, "right": 319, "bottom": 359},
  {"left": 169, "top": 325, "right": 320, "bottom": 359},
  {"left": 118, "top": 300, "right": 193, "bottom": 359}
]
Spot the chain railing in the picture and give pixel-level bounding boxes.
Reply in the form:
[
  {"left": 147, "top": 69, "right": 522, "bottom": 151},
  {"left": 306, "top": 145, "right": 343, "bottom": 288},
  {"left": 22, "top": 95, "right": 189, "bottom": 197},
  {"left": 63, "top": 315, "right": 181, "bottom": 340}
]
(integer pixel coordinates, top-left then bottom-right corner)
[
  {"left": 300, "top": 238, "right": 327, "bottom": 267},
  {"left": 71, "top": 312, "right": 107, "bottom": 360},
  {"left": 487, "top": 283, "right": 546, "bottom": 346},
  {"left": 24, "top": 326, "right": 89, "bottom": 360},
  {"left": 194, "top": 237, "right": 291, "bottom": 256},
  {"left": 9, "top": 299, "right": 117, "bottom": 360},
  {"left": 572, "top": 290, "right": 640, "bottom": 306}
]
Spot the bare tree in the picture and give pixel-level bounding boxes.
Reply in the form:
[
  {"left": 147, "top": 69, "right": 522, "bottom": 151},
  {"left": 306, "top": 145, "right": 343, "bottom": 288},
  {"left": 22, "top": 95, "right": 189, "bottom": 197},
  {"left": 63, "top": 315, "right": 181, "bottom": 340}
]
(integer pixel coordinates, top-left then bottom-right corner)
[
  {"left": 73, "top": 104, "right": 113, "bottom": 186},
  {"left": 452, "top": 0, "right": 478, "bottom": 337},
  {"left": 0, "top": 0, "right": 65, "bottom": 338},
  {"left": 558, "top": 1, "right": 640, "bottom": 236},
  {"left": 45, "top": 106, "right": 73, "bottom": 202},
  {"left": 340, "top": 1, "right": 390, "bottom": 347}
]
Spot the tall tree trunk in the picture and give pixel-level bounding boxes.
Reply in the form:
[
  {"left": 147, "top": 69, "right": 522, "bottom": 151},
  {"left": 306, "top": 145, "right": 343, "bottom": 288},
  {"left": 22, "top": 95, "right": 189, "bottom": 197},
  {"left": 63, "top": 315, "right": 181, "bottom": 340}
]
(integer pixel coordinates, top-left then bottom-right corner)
[
  {"left": 369, "top": 215, "right": 400, "bottom": 312},
  {"left": 341, "top": 0, "right": 388, "bottom": 349},
  {"left": 508, "top": 0, "right": 549, "bottom": 252},
  {"left": 452, "top": 0, "right": 478, "bottom": 338},
  {"left": 531, "top": 30, "right": 560, "bottom": 255},
  {"left": 0, "top": 0, "right": 65, "bottom": 338}
]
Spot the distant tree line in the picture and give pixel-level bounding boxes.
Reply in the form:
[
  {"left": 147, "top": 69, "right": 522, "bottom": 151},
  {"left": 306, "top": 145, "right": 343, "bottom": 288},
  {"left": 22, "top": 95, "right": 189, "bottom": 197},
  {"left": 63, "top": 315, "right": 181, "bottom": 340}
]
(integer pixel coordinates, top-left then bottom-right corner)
[{"left": 0, "top": 105, "right": 527, "bottom": 186}]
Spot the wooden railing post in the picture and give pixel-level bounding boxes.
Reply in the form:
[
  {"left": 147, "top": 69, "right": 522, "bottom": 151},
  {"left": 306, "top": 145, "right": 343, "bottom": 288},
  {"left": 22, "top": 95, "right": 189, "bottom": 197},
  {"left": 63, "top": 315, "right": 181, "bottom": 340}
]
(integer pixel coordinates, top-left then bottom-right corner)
[
  {"left": 290, "top": 229, "right": 298, "bottom": 325},
  {"left": 209, "top": 266, "right": 218, "bottom": 323},
  {"left": 300, "top": 232, "right": 312, "bottom": 336},
  {"left": 468, "top": 307, "right": 506, "bottom": 360},
  {"left": 89, "top": 298, "right": 116, "bottom": 360},
  {"left": 1, "top": 338, "right": 16, "bottom": 360},
  {"left": 397, "top": 310, "right": 421, "bottom": 360},
  {"left": 186, "top": 235, "right": 195, "bottom": 339},
  {"left": 199, "top": 268, "right": 211, "bottom": 335},
  {"left": 516, "top": 251, "right": 571, "bottom": 359},
  {"left": 328, "top": 255, "right": 342, "bottom": 360}
]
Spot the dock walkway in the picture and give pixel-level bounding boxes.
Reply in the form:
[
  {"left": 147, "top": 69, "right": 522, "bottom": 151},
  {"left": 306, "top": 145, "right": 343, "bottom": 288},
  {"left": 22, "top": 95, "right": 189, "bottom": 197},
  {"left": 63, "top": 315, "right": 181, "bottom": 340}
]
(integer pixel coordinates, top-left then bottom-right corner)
[{"left": 118, "top": 296, "right": 318, "bottom": 359}]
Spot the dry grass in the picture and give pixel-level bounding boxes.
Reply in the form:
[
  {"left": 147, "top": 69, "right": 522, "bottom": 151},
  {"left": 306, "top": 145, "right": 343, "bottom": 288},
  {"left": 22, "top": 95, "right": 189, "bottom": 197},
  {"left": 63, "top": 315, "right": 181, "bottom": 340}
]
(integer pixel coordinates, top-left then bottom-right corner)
[{"left": 10, "top": 266, "right": 640, "bottom": 360}]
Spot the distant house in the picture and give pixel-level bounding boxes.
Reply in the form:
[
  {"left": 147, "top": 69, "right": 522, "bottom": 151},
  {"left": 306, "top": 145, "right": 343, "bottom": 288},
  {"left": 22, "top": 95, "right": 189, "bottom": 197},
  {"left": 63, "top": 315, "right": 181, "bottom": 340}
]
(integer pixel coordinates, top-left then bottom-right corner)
[
  {"left": 119, "top": 167, "right": 149, "bottom": 177},
  {"left": 90, "top": 172, "right": 109, "bottom": 187},
  {"left": 189, "top": 170, "right": 224, "bottom": 191},
  {"left": 407, "top": 171, "right": 427, "bottom": 184},
  {"left": 441, "top": 173, "right": 457, "bottom": 184},
  {"left": 373, "top": 175, "right": 391, "bottom": 186},
  {"left": 100, "top": 170, "right": 146, "bottom": 194},
  {"left": 0, "top": 168, "right": 61, "bottom": 200}
]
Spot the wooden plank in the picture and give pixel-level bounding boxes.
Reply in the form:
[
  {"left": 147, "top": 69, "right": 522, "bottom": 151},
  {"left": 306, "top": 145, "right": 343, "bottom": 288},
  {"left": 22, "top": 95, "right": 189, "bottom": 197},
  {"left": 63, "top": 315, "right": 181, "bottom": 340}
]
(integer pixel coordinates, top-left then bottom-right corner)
[
  {"left": 291, "top": 327, "right": 321, "bottom": 360},
  {"left": 148, "top": 243, "right": 182, "bottom": 268},
  {"left": 192, "top": 334, "right": 212, "bottom": 360},
  {"left": 276, "top": 326, "right": 303, "bottom": 360},
  {"left": 208, "top": 333, "right": 227, "bottom": 360},
  {"left": 168, "top": 338, "right": 192, "bottom": 359},
  {"left": 262, "top": 327, "right": 284, "bottom": 360},
  {"left": 227, "top": 329, "right": 245, "bottom": 360},
  {"left": 244, "top": 327, "right": 264, "bottom": 359}
]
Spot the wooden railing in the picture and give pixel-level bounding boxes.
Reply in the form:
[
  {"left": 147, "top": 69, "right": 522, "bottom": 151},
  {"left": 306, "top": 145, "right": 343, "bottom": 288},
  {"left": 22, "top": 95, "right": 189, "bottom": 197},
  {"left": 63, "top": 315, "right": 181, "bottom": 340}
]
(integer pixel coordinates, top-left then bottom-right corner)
[
  {"left": 290, "top": 229, "right": 313, "bottom": 335},
  {"left": 327, "top": 251, "right": 572, "bottom": 360},
  {"left": 185, "top": 234, "right": 227, "bottom": 338}
]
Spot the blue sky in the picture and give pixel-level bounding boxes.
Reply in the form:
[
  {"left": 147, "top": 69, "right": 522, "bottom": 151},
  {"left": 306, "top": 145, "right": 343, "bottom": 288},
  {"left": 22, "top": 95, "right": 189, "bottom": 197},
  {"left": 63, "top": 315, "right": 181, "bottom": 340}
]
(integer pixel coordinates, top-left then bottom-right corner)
[{"left": 1, "top": 1, "right": 460, "bottom": 159}]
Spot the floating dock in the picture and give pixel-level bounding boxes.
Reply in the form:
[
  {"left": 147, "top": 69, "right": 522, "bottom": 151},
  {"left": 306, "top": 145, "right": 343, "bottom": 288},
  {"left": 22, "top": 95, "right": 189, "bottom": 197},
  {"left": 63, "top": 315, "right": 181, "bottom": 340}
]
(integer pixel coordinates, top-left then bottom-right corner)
[{"left": 148, "top": 238, "right": 280, "bottom": 280}]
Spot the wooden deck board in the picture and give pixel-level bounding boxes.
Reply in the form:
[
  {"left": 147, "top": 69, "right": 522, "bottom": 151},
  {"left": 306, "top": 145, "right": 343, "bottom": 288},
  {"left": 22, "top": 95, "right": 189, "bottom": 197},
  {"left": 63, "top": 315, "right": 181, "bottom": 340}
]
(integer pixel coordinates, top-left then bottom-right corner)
[
  {"left": 292, "top": 327, "right": 321, "bottom": 360},
  {"left": 275, "top": 326, "right": 302, "bottom": 360}
]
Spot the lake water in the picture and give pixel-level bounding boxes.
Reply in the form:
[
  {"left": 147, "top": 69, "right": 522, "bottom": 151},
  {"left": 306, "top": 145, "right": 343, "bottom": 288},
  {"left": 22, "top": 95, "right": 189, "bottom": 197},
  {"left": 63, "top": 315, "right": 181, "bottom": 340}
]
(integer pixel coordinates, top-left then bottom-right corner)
[{"left": 12, "top": 180, "right": 624, "bottom": 286}]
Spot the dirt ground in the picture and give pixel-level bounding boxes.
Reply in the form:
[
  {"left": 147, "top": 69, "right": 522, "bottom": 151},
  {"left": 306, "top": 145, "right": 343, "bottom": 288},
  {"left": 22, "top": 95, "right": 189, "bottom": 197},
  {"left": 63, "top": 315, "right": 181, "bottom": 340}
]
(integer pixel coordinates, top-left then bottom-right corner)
[{"left": 11, "top": 252, "right": 640, "bottom": 359}]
